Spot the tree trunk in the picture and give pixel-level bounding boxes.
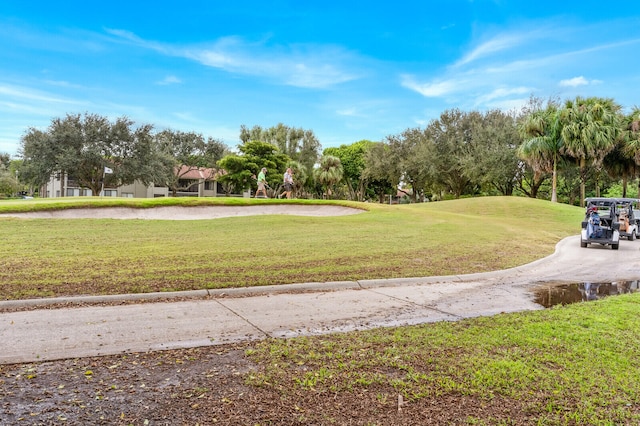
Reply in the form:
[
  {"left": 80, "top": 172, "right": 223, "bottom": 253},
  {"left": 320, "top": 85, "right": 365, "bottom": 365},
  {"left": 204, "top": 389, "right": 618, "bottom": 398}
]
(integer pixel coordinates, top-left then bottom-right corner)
[
  {"left": 60, "top": 171, "right": 65, "bottom": 197},
  {"left": 551, "top": 156, "right": 557, "bottom": 203},
  {"left": 579, "top": 158, "right": 586, "bottom": 207}
]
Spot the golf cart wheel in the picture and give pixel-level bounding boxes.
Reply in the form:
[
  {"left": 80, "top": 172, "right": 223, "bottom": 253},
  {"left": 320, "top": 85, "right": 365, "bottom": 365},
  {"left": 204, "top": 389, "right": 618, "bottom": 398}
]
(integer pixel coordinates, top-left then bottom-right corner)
[
  {"left": 612, "top": 243, "right": 619, "bottom": 250},
  {"left": 580, "top": 240, "right": 587, "bottom": 248},
  {"left": 630, "top": 231, "right": 636, "bottom": 241}
]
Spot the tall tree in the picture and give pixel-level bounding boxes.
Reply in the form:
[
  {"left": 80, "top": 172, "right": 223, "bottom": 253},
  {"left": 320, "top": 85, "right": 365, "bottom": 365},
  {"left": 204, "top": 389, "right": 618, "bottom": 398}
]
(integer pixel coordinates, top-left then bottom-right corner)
[
  {"left": 217, "top": 140, "right": 290, "bottom": 195},
  {"left": 324, "top": 140, "right": 375, "bottom": 201},
  {"left": 425, "top": 109, "right": 474, "bottom": 199},
  {"left": 239, "top": 123, "right": 320, "bottom": 172},
  {"left": 602, "top": 143, "right": 636, "bottom": 198},
  {"left": 386, "top": 128, "right": 433, "bottom": 202},
  {"left": 0, "top": 156, "right": 20, "bottom": 197},
  {"left": 560, "top": 97, "right": 621, "bottom": 206},
  {"left": 314, "top": 155, "right": 343, "bottom": 199},
  {"left": 621, "top": 107, "right": 640, "bottom": 197},
  {"left": 518, "top": 103, "right": 564, "bottom": 202},
  {"left": 19, "top": 113, "right": 158, "bottom": 196},
  {"left": 154, "top": 129, "right": 228, "bottom": 196},
  {"left": 18, "top": 128, "right": 56, "bottom": 191},
  {"left": 363, "top": 142, "right": 397, "bottom": 203},
  {"left": 460, "top": 109, "right": 522, "bottom": 196},
  {"left": 0, "top": 152, "right": 10, "bottom": 169}
]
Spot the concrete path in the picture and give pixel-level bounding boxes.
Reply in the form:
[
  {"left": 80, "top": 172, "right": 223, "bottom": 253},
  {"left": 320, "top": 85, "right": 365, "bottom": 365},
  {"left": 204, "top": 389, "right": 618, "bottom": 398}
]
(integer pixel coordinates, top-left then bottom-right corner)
[{"left": 1, "top": 236, "right": 639, "bottom": 364}]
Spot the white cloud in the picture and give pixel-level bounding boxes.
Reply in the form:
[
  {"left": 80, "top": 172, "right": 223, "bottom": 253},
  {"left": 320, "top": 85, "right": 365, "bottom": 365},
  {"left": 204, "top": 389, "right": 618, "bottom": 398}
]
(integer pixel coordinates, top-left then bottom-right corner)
[
  {"left": 43, "top": 80, "right": 86, "bottom": 89},
  {"left": 157, "top": 75, "right": 182, "bottom": 85},
  {"left": 0, "top": 84, "right": 82, "bottom": 105},
  {"left": 336, "top": 107, "right": 359, "bottom": 117},
  {"left": 400, "top": 75, "right": 461, "bottom": 97},
  {"left": 107, "top": 30, "right": 360, "bottom": 89},
  {"left": 475, "top": 86, "right": 532, "bottom": 104},
  {"left": 559, "top": 76, "right": 589, "bottom": 87},
  {"left": 558, "top": 76, "right": 604, "bottom": 87},
  {"left": 398, "top": 21, "right": 640, "bottom": 113},
  {"left": 454, "top": 33, "right": 524, "bottom": 67}
]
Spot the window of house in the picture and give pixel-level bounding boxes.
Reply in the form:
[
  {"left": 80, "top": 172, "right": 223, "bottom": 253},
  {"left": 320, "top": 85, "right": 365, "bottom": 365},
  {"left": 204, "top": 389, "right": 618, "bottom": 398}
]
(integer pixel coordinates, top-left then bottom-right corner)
[
  {"left": 121, "top": 192, "right": 133, "bottom": 198},
  {"left": 178, "top": 180, "right": 199, "bottom": 192}
]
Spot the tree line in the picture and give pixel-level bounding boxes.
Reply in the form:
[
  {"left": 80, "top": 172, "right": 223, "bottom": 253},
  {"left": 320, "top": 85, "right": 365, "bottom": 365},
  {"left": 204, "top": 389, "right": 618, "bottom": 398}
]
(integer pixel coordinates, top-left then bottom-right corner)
[
  {"left": 326, "top": 96, "right": 640, "bottom": 207},
  {"left": 6, "top": 95, "right": 640, "bottom": 205}
]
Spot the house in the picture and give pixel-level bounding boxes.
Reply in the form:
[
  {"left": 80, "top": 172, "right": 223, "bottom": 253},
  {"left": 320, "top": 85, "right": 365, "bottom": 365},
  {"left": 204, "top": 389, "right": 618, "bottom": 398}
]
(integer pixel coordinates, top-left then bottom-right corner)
[{"left": 42, "top": 166, "right": 224, "bottom": 198}]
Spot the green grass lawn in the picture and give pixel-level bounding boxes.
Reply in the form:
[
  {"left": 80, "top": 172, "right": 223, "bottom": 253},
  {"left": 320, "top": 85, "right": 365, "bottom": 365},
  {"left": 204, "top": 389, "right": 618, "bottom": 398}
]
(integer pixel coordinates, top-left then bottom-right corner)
[
  {"left": 246, "top": 293, "right": 640, "bottom": 424},
  {"left": 0, "top": 196, "right": 582, "bottom": 299}
]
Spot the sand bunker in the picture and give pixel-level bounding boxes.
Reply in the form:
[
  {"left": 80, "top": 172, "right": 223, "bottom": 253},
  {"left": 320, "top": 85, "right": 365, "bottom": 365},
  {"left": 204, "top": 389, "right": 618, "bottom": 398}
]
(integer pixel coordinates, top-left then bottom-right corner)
[{"left": 0, "top": 205, "right": 365, "bottom": 220}]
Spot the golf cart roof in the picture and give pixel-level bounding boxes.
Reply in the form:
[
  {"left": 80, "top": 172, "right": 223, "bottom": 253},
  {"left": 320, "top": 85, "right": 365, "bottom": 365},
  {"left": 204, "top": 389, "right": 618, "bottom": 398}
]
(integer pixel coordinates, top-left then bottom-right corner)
[{"left": 585, "top": 198, "right": 640, "bottom": 207}]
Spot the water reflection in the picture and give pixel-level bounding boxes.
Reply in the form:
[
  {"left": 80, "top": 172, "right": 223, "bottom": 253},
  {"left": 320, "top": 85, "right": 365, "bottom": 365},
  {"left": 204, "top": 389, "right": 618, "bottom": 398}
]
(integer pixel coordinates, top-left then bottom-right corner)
[{"left": 533, "top": 280, "right": 640, "bottom": 308}]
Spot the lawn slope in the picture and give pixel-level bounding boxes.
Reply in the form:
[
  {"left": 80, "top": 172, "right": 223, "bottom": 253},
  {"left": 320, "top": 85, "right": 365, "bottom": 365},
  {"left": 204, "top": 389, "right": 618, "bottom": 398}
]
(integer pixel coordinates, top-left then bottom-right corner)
[{"left": 0, "top": 196, "right": 584, "bottom": 300}]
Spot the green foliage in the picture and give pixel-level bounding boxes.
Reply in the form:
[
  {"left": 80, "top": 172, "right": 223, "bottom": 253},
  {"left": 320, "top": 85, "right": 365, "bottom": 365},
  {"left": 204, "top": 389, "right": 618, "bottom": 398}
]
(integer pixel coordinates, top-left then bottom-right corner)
[
  {"left": 425, "top": 109, "right": 476, "bottom": 199},
  {"left": 314, "top": 155, "right": 343, "bottom": 198},
  {"left": 239, "top": 123, "right": 320, "bottom": 172},
  {"left": 0, "top": 152, "right": 10, "bottom": 169},
  {"left": 0, "top": 166, "right": 19, "bottom": 197},
  {"left": 19, "top": 113, "right": 160, "bottom": 195},
  {"left": 217, "top": 155, "right": 254, "bottom": 194},
  {"left": 324, "top": 140, "right": 375, "bottom": 201},
  {"left": 154, "top": 129, "right": 228, "bottom": 194},
  {"left": 385, "top": 128, "right": 433, "bottom": 202},
  {"left": 463, "top": 109, "right": 522, "bottom": 196},
  {"left": 362, "top": 142, "right": 396, "bottom": 202},
  {"left": 560, "top": 97, "right": 622, "bottom": 205},
  {"left": 603, "top": 180, "right": 639, "bottom": 198},
  {"left": 518, "top": 100, "right": 565, "bottom": 201}
]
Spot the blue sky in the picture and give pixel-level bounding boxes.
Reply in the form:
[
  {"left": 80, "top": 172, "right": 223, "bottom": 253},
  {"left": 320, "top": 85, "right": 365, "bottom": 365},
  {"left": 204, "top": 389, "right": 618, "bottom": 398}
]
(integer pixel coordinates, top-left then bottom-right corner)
[{"left": 1, "top": 1, "right": 639, "bottom": 157}]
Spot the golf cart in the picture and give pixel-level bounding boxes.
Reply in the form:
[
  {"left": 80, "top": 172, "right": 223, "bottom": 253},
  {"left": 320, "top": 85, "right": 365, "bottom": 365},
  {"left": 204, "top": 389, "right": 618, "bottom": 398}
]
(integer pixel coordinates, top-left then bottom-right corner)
[
  {"left": 580, "top": 198, "right": 621, "bottom": 249},
  {"left": 613, "top": 198, "right": 640, "bottom": 241}
]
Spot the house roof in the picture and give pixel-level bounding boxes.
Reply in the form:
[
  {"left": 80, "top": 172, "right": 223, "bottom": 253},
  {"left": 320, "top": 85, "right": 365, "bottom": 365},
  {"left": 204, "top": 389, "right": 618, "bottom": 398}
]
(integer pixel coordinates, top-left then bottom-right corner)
[{"left": 176, "top": 165, "right": 220, "bottom": 180}]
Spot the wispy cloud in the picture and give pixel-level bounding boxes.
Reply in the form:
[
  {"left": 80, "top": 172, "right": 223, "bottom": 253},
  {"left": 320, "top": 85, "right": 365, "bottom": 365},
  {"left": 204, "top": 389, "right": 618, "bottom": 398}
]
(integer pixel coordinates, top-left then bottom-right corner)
[
  {"left": 336, "top": 107, "right": 360, "bottom": 117},
  {"left": 401, "top": 19, "right": 640, "bottom": 112},
  {"left": 475, "top": 86, "right": 532, "bottom": 104},
  {"left": 106, "top": 29, "right": 360, "bottom": 89},
  {"left": 43, "top": 80, "right": 86, "bottom": 89},
  {"left": 157, "top": 75, "right": 182, "bottom": 85},
  {"left": 558, "top": 76, "right": 604, "bottom": 87},
  {"left": 0, "top": 84, "right": 83, "bottom": 105},
  {"left": 454, "top": 33, "right": 525, "bottom": 67},
  {"left": 400, "top": 75, "right": 462, "bottom": 97}
]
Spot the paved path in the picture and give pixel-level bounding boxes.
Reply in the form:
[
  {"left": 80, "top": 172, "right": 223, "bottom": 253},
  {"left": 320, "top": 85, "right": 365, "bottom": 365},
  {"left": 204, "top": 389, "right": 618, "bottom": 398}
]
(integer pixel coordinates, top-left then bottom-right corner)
[{"left": 1, "top": 236, "right": 639, "bottom": 364}]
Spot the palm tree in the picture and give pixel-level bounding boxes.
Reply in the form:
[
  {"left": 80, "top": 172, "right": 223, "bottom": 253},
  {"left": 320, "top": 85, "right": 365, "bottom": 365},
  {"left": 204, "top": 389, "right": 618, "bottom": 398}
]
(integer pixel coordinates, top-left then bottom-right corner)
[
  {"left": 622, "top": 107, "right": 640, "bottom": 196},
  {"left": 285, "top": 160, "right": 306, "bottom": 198},
  {"left": 559, "top": 97, "right": 621, "bottom": 206},
  {"left": 603, "top": 143, "right": 637, "bottom": 198},
  {"left": 518, "top": 105, "right": 563, "bottom": 202},
  {"left": 314, "top": 155, "right": 343, "bottom": 199}
]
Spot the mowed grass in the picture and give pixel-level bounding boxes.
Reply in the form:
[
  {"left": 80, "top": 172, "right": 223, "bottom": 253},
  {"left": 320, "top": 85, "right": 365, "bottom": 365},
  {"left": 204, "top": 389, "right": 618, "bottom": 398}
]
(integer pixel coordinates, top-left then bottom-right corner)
[
  {"left": 0, "top": 196, "right": 583, "bottom": 299},
  {"left": 246, "top": 294, "right": 640, "bottom": 424}
]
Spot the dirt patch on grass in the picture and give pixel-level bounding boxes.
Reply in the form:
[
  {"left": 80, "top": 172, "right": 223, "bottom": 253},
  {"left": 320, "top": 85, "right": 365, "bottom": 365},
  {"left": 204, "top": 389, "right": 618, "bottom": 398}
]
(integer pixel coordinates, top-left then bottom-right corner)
[{"left": 1, "top": 344, "right": 536, "bottom": 425}]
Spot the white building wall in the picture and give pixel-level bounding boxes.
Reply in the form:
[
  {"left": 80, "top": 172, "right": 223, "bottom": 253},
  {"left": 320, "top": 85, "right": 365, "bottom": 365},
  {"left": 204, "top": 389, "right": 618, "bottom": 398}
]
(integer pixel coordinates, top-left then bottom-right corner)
[{"left": 42, "top": 176, "right": 212, "bottom": 199}]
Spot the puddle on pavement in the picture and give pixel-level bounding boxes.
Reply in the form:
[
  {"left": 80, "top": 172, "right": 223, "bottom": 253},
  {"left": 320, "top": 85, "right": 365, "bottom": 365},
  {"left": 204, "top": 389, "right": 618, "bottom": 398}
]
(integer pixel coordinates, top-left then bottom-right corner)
[{"left": 533, "top": 280, "right": 640, "bottom": 308}]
